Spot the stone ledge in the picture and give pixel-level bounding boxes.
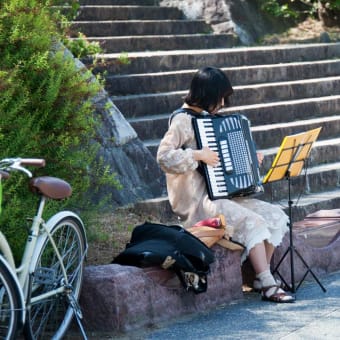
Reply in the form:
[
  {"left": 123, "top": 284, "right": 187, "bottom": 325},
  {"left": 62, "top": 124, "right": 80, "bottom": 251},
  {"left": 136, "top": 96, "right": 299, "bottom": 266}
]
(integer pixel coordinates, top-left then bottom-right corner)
[
  {"left": 272, "top": 212, "right": 340, "bottom": 283},
  {"left": 80, "top": 245, "right": 243, "bottom": 334}
]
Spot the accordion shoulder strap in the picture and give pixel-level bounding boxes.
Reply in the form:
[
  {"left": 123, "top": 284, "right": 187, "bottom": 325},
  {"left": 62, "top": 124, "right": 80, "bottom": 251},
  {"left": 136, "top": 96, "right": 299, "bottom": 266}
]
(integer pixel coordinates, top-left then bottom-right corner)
[{"left": 168, "top": 108, "right": 200, "bottom": 127}]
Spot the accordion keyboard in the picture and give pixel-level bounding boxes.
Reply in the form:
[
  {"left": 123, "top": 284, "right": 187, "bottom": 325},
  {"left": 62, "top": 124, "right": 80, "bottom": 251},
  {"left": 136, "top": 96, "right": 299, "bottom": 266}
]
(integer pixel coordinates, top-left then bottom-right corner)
[{"left": 193, "top": 114, "right": 263, "bottom": 200}]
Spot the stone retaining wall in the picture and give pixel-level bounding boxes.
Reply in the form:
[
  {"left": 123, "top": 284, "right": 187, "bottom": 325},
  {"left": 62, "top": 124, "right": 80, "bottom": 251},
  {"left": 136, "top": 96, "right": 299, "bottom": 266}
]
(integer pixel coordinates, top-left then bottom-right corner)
[{"left": 80, "top": 245, "right": 243, "bottom": 334}]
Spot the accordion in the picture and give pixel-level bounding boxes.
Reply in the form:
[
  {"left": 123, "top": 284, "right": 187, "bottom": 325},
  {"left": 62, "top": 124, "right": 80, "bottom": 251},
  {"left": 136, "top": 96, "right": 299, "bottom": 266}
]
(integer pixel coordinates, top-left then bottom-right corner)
[{"left": 192, "top": 114, "right": 264, "bottom": 200}]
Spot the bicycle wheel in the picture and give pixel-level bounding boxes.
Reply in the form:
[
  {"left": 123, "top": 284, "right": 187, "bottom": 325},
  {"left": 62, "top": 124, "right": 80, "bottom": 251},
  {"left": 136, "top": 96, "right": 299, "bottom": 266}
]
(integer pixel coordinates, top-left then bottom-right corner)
[
  {"left": 24, "top": 216, "right": 87, "bottom": 340},
  {"left": 0, "top": 258, "right": 22, "bottom": 340}
]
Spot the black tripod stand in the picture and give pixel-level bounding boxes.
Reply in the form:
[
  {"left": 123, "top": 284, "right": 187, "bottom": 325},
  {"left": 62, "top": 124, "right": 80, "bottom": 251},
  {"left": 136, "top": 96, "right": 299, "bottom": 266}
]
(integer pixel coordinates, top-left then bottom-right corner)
[
  {"left": 262, "top": 127, "right": 326, "bottom": 294},
  {"left": 272, "top": 170, "right": 326, "bottom": 293}
]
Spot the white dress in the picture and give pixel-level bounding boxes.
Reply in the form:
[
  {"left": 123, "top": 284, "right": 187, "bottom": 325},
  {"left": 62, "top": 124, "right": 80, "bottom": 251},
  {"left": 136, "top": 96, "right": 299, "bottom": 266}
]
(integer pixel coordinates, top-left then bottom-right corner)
[{"left": 157, "top": 111, "right": 289, "bottom": 263}]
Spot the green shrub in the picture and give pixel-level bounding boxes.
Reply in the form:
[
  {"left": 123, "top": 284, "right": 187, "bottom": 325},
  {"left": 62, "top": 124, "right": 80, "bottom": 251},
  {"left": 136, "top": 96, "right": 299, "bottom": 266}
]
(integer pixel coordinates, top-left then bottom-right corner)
[
  {"left": 63, "top": 32, "right": 102, "bottom": 58},
  {"left": 260, "top": 0, "right": 340, "bottom": 21},
  {"left": 0, "top": 0, "right": 119, "bottom": 262},
  {"left": 49, "top": 0, "right": 103, "bottom": 59},
  {"left": 260, "top": 0, "right": 301, "bottom": 19}
]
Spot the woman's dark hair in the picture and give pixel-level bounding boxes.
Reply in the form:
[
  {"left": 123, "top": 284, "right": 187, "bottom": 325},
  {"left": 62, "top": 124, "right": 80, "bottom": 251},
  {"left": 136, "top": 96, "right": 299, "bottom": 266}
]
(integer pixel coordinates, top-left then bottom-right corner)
[{"left": 184, "top": 66, "right": 233, "bottom": 112}]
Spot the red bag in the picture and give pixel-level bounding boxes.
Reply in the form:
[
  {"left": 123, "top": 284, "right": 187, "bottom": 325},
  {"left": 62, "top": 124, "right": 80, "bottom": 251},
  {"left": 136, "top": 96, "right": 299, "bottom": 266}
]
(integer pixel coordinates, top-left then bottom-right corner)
[
  {"left": 187, "top": 214, "right": 226, "bottom": 248},
  {"left": 188, "top": 214, "right": 244, "bottom": 250}
]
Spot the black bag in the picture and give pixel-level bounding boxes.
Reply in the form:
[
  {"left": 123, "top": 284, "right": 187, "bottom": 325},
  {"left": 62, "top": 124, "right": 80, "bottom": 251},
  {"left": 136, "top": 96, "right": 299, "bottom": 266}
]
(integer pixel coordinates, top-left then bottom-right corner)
[{"left": 113, "top": 222, "right": 215, "bottom": 293}]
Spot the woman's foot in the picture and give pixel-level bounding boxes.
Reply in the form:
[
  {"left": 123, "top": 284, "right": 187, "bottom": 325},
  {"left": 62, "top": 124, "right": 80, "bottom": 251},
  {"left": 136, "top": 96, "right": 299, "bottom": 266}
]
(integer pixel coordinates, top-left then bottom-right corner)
[
  {"left": 253, "top": 278, "right": 282, "bottom": 292},
  {"left": 261, "top": 285, "right": 295, "bottom": 303}
]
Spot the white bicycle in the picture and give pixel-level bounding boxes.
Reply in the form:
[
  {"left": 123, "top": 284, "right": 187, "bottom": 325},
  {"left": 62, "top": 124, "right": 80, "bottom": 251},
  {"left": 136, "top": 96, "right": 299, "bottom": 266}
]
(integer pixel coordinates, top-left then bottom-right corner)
[{"left": 0, "top": 158, "right": 88, "bottom": 339}]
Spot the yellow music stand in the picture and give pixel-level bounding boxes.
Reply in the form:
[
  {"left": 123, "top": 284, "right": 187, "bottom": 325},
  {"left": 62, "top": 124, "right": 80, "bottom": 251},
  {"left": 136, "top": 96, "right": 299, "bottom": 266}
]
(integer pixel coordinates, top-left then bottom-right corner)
[
  {"left": 263, "top": 127, "right": 326, "bottom": 294},
  {"left": 263, "top": 127, "right": 322, "bottom": 184}
]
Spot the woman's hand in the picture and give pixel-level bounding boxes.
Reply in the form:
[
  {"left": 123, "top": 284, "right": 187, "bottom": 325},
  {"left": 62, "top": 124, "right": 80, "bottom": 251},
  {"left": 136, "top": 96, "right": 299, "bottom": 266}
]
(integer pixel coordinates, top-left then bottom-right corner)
[
  {"left": 257, "top": 152, "right": 264, "bottom": 166},
  {"left": 194, "top": 147, "right": 220, "bottom": 167}
]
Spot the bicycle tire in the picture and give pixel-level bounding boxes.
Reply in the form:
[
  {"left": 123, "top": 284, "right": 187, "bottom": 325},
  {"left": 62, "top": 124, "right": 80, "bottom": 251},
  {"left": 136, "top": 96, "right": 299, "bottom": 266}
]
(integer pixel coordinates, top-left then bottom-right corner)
[
  {"left": 0, "top": 258, "right": 22, "bottom": 340},
  {"left": 24, "top": 216, "right": 87, "bottom": 340}
]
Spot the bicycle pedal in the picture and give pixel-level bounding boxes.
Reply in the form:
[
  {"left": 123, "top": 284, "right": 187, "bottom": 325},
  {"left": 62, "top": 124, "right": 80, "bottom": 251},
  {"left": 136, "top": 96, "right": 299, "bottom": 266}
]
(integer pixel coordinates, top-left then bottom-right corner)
[{"left": 34, "top": 267, "right": 56, "bottom": 285}]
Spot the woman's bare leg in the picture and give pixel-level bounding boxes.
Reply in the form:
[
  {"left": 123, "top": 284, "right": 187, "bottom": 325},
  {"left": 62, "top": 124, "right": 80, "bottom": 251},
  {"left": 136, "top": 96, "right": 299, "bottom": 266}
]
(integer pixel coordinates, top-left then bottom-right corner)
[
  {"left": 248, "top": 242, "right": 270, "bottom": 275},
  {"left": 264, "top": 240, "right": 275, "bottom": 268}
]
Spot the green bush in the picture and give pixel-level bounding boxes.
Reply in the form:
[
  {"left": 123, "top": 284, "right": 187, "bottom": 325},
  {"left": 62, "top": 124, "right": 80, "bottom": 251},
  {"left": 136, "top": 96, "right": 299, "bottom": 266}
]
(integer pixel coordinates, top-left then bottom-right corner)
[
  {"left": 0, "top": 0, "right": 119, "bottom": 262},
  {"left": 48, "top": 0, "right": 103, "bottom": 58},
  {"left": 260, "top": 0, "right": 301, "bottom": 19},
  {"left": 260, "top": 0, "right": 340, "bottom": 21}
]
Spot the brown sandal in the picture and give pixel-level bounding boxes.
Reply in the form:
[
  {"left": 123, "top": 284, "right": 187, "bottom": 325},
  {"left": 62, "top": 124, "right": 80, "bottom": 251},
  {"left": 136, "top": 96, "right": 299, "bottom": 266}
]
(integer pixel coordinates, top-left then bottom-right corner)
[{"left": 261, "top": 285, "right": 295, "bottom": 303}]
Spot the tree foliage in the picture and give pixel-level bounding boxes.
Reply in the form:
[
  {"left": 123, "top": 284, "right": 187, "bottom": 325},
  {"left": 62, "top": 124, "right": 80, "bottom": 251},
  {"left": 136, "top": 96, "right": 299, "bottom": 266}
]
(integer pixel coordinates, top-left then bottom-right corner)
[{"left": 0, "top": 0, "right": 119, "bottom": 261}]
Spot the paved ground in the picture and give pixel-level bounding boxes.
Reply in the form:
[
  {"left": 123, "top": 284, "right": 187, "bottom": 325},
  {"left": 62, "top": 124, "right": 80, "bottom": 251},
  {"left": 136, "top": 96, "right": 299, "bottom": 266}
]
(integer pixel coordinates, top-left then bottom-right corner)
[{"left": 111, "top": 270, "right": 340, "bottom": 340}]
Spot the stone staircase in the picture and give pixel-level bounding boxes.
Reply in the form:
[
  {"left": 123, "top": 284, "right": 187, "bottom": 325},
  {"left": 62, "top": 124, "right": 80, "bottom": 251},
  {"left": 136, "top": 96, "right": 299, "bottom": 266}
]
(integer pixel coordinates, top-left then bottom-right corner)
[
  {"left": 72, "top": 1, "right": 340, "bottom": 334},
  {"left": 75, "top": 0, "right": 340, "bottom": 222}
]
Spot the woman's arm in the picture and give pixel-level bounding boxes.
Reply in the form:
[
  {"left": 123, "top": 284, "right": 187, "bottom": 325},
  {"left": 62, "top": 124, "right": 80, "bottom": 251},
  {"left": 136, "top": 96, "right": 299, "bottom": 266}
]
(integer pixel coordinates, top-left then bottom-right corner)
[
  {"left": 193, "top": 147, "right": 219, "bottom": 167},
  {"left": 157, "top": 113, "right": 220, "bottom": 173}
]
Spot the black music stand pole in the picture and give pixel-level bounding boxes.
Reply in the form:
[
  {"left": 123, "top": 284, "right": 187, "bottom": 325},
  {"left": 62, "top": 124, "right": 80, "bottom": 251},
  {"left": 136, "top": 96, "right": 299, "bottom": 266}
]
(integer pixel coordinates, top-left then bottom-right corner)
[{"left": 262, "top": 127, "right": 326, "bottom": 294}]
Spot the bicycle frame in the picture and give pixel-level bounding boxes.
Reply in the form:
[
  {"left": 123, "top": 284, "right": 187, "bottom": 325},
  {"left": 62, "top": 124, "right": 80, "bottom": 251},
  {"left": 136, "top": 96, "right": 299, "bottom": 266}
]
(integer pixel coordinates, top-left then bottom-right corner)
[{"left": 0, "top": 194, "right": 86, "bottom": 314}]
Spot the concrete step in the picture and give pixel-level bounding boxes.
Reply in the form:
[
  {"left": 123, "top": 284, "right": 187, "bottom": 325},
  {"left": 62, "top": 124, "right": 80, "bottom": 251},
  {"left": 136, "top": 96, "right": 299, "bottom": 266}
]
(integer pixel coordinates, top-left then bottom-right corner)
[
  {"left": 262, "top": 138, "right": 340, "bottom": 169},
  {"left": 89, "top": 43, "right": 340, "bottom": 74},
  {"left": 232, "top": 76, "right": 340, "bottom": 107},
  {"left": 147, "top": 142, "right": 340, "bottom": 166},
  {"left": 79, "top": 0, "right": 160, "bottom": 5},
  {"left": 106, "top": 60, "right": 340, "bottom": 95},
  {"left": 262, "top": 162, "right": 340, "bottom": 202},
  {"left": 71, "top": 19, "right": 212, "bottom": 37},
  {"left": 222, "top": 95, "right": 340, "bottom": 125},
  {"left": 84, "top": 33, "right": 237, "bottom": 53},
  {"left": 131, "top": 114, "right": 340, "bottom": 148},
  {"left": 132, "top": 188, "right": 340, "bottom": 225},
  {"left": 277, "top": 188, "right": 340, "bottom": 222},
  {"left": 130, "top": 96, "right": 340, "bottom": 142},
  {"left": 112, "top": 77, "right": 340, "bottom": 118},
  {"left": 144, "top": 139, "right": 163, "bottom": 157},
  {"left": 129, "top": 113, "right": 169, "bottom": 141},
  {"left": 144, "top": 119, "right": 340, "bottom": 162},
  {"left": 141, "top": 132, "right": 340, "bottom": 168},
  {"left": 76, "top": 5, "right": 183, "bottom": 21},
  {"left": 143, "top": 129, "right": 340, "bottom": 203},
  {"left": 293, "top": 211, "right": 340, "bottom": 249},
  {"left": 252, "top": 115, "right": 340, "bottom": 149},
  {"left": 142, "top": 114, "right": 340, "bottom": 158}
]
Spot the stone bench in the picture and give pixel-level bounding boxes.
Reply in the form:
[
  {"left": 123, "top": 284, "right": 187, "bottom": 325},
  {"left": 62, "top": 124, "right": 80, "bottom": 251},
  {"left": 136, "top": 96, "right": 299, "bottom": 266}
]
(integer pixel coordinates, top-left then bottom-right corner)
[
  {"left": 80, "top": 245, "right": 243, "bottom": 334},
  {"left": 271, "top": 209, "right": 340, "bottom": 285}
]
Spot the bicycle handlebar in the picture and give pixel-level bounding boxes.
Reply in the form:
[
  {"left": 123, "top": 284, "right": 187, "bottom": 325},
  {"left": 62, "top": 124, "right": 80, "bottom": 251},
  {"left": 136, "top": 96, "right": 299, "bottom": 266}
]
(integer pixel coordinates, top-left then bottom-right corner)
[
  {"left": 19, "top": 159, "right": 46, "bottom": 167},
  {"left": 0, "top": 158, "right": 46, "bottom": 178}
]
